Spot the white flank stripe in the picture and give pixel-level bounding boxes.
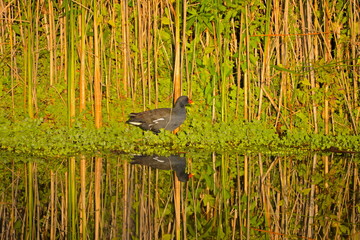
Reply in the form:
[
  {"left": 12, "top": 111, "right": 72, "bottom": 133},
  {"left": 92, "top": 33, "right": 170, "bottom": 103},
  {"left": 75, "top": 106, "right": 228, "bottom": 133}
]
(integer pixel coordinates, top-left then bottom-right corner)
[
  {"left": 128, "top": 122, "right": 142, "bottom": 126},
  {"left": 153, "top": 118, "right": 165, "bottom": 124},
  {"left": 153, "top": 157, "right": 164, "bottom": 163}
]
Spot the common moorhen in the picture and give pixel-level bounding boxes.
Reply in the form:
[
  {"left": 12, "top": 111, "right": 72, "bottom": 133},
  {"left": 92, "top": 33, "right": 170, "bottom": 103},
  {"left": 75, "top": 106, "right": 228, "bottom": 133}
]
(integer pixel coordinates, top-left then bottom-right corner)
[
  {"left": 131, "top": 155, "right": 193, "bottom": 182},
  {"left": 126, "top": 96, "right": 192, "bottom": 133}
]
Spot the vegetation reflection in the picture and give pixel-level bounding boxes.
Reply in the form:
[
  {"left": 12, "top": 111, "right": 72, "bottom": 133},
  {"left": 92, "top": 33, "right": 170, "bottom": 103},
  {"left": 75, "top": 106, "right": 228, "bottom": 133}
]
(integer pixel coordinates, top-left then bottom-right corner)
[{"left": 0, "top": 152, "right": 358, "bottom": 239}]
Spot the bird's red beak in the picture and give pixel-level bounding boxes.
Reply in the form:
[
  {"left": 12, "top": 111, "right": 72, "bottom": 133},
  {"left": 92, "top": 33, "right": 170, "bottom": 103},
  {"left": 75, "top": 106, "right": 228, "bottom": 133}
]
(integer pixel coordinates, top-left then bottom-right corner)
[{"left": 188, "top": 99, "right": 194, "bottom": 104}]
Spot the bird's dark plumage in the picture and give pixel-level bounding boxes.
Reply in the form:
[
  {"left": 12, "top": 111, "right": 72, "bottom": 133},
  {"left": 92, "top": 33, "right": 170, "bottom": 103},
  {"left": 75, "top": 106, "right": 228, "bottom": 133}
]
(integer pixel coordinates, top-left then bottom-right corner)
[{"left": 126, "top": 96, "right": 192, "bottom": 133}]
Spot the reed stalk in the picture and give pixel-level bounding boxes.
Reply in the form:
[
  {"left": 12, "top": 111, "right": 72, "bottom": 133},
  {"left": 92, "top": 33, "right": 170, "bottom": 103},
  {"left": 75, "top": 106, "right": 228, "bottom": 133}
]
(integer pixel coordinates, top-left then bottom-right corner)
[
  {"left": 273, "top": 0, "right": 282, "bottom": 126},
  {"left": 173, "top": 0, "right": 182, "bottom": 101},
  {"left": 172, "top": 0, "right": 182, "bottom": 236},
  {"left": 122, "top": 161, "right": 129, "bottom": 239},
  {"left": 47, "top": 0, "right": 56, "bottom": 85},
  {"left": 26, "top": 162, "right": 34, "bottom": 240},
  {"left": 50, "top": 170, "right": 56, "bottom": 240},
  {"left": 154, "top": 170, "right": 160, "bottom": 239},
  {"left": 244, "top": 5, "right": 250, "bottom": 121},
  {"left": 103, "top": 161, "right": 111, "bottom": 237},
  {"left": 236, "top": 155, "right": 244, "bottom": 240},
  {"left": 93, "top": 0, "right": 102, "bottom": 128},
  {"left": 257, "top": 0, "right": 271, "bottom": 121},
  {"left": 174, "top": 173, "right": 181, "bottom": 240},
  {"left": 121, "top": 0, "right": 129, "bottom": 97},
  {"left": 79, "top": 0, "right": 87, "bottom": 114},
  {"left": 221, "top": 154, "right": 229, "bottom": 235},
  {"left": 245, "top": 155, "right": 250, "bottom": 239},
  {"left": 24, "top": 1, "right": 34, "bottom": 119},
  {"left": 323, "top": 0, "right": 331, "bottom": 135},
  {"left": 153, "top": 0, "right": 159, "bottom": 107},
  {"left": 133, "top": 6, "right": 139, "bottom": 103},
  {"left": 68, "top": 157, "right": 77, "bottom": 239},
  {"left": 306, "top": 0, "right": 318, "bottom": 133},
  {"left": 350, "top": 0, "right": 359, "bottom": 110},
  {"left": 188, "top": 16, "right": 199, "bottom": 102},
  {"left": 94, "top": 157, "right": 102, "bottom": 239},
  {"left": 139, "top": 168, "right": 145, "bottom": 239},
  {"left": 9, "top": 160, "right": 16, "bottom": 238},
  {"left": 279, "top": 159, "right": 289, "bottom": 236},
  {"left": 34, "top": 164, "right": 41, "bottom": 238},
  {"left": 181, "top": 0, "right": 188, "bottom": 98},
  {"left": 134, "top": 166, "right": 140, "bottom": 237},
  {"left": 146, "top": 0, "right": 152, "bottom": 105},
  {"left": 137, "top": 0, "right": 146, "bottom": 108},
  {"left": 149, "top": 168, "right": 154, "bottom": 239},
  {"left": 62, "top": 172, "right": 68, "bottom": 238},
  {"left": 112, "top": 158, "right": 120, "bottom": 238},
  {"left": 235, "top": 13, "right": 243, "bottom": 119},
  {"left": 351, "top": 164, "right": 358, "bottom": 237},
  {"left": 221, "top": 37, "right": 230, "bottom": 123},
  {"left": 182, "top": 184, "right": 186, "bottom": 240},
  {"left": 9, "top": 17, "right": 17, "bottom": 120},
  {"left": 103, "top": 30, "right": 111, "bottom": 121},
  {"left": 66, "top": 0, "right": 76, "bottom": 126},
  {"left": 307, "top": 154, "right": 317, "bottom": 238},
  {"left": 258, "top": 154, "right": 271, "bottom": 236},
  {"left": 80, "top": 155, "right": 87, "bottom": 239}
]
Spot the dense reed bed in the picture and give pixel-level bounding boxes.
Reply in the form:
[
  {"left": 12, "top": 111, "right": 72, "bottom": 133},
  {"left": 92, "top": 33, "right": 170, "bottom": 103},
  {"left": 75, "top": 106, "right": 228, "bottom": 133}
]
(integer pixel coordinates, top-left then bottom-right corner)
[{"left": 0, "top": 0, "right": 359, "bottom": 136}]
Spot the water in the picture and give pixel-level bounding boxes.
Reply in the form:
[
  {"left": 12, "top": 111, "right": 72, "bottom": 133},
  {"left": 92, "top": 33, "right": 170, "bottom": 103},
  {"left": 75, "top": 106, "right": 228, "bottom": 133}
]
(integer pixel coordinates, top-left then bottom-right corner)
[{"left": 0, "top": 151, "right": 359, "bottom": 239}]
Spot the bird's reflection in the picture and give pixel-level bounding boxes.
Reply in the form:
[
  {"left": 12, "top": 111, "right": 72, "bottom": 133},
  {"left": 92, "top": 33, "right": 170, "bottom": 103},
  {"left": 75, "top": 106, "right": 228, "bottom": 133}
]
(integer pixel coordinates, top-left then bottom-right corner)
[{"left": 131, "top": 155, "right": 193, "bottom": 182}]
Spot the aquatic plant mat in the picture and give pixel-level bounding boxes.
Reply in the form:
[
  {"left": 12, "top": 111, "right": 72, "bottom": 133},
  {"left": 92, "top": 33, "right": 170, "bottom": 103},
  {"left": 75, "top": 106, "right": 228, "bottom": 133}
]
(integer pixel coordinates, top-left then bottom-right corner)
[{"left": 1, "top": 120, "right": 360, "bottom": 157}]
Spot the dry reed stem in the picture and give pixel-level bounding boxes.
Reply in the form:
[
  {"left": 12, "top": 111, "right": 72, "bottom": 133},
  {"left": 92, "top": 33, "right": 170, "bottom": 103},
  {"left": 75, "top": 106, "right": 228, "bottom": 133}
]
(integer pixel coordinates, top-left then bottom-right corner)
[{"left": 94, "top": 157, "right": 102, "bottom": 240}]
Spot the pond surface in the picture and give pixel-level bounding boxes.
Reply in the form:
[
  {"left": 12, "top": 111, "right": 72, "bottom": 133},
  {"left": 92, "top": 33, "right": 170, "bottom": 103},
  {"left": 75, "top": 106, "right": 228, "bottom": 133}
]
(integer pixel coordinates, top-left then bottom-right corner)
[{"left": 0, "top": 151, "right": 359, "bottom": 239}]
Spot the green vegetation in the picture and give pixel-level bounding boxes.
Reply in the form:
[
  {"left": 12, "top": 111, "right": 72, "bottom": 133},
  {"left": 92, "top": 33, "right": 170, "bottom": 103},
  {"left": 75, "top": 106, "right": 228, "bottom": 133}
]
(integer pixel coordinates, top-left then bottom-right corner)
[
  {"left": 1, "top": 117, "right": 360, "bottom": 157},
  {"left": 0, "top": 0, "right": 359, "bottom": 150}
]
